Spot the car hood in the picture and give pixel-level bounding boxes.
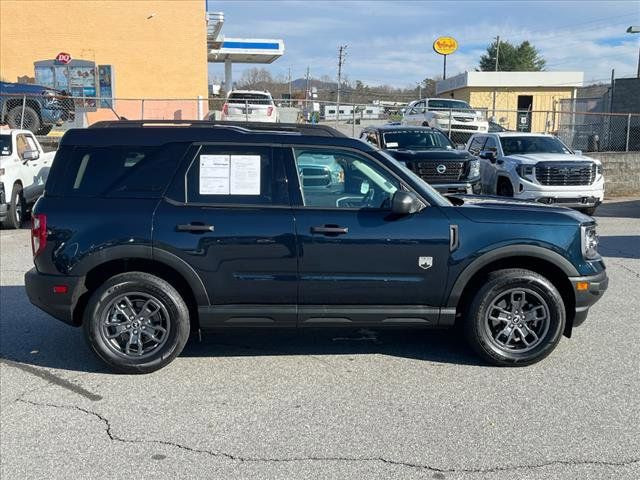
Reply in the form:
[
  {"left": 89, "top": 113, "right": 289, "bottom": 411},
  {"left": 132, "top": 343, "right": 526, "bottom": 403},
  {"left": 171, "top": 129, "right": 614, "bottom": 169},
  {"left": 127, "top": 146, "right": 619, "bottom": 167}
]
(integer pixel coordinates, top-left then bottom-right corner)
[
  {"left": 0, "top": 82, "right": 63, "bottom": 95},
  {"left": 384, "top": 148, "right": 473, "bottom": 163},
  {"left": 447, "top": 194, "right": 591, "bottom": 225},
  {"left": 505, "top": 153, "right": 600, "bottom": 165}
]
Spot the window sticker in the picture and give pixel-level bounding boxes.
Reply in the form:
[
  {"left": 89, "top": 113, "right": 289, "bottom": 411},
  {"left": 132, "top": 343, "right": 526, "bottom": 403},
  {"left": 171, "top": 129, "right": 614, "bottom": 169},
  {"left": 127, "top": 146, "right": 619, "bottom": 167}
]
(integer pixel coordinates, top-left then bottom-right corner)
[
  {"left": 230, "top": 155, "right": 261, "bottom": 195},
  {"left": 199, "top": 155, "right": 230, "bottom": 195},
  {"left": 386, "top": 142, "right": 398, "bottom": 148}
]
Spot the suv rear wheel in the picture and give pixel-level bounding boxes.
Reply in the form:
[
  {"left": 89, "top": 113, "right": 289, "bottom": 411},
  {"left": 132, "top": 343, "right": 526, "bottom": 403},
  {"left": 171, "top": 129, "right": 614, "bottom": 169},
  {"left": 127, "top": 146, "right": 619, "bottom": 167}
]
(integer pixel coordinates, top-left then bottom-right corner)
[
  {"left": 83, "top": 272, "right": 190, "bottom": 374},
  {"left": 464, "top": 268, "right": 565, "bottom": 366}
]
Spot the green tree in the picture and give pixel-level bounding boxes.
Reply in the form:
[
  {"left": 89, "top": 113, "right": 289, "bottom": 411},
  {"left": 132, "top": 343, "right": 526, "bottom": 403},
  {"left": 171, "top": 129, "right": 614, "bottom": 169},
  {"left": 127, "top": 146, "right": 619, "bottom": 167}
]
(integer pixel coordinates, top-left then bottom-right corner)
[{"left": 479, "top": 39, "right": 546, "bottom": 71}]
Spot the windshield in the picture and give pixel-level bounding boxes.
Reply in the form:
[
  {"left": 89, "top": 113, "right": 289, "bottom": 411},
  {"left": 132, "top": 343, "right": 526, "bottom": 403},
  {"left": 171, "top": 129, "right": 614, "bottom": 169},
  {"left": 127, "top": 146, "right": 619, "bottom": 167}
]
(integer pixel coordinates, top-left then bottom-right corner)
[
  {"left": 227, "top": 93, "right": 273, "bottom": 105},
  {"left": 377, "top": 150, "right": 452, "bottom": 207},
  {"left": 500, "top": 136, "right": 572, "bottom": 156},
  {"left": 382, "top": 130, "right": 453, "bottom": 150},
  {"left": 0, "top": 135, "right": 11, "bottom": 156},
  {"left": 428, "top": 99, "right": 472, "bottom": 110}
]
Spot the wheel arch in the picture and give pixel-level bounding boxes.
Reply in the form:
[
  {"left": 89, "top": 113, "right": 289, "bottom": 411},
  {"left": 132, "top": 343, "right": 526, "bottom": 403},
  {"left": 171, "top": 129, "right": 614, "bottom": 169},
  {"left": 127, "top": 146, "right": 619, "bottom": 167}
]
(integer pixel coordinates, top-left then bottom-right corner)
[
  {"left": 71, "top": 247, "right": 209, "bottom": 329},
  {"left": 448, "top": 246, "right": 578, "bottom": 336}
]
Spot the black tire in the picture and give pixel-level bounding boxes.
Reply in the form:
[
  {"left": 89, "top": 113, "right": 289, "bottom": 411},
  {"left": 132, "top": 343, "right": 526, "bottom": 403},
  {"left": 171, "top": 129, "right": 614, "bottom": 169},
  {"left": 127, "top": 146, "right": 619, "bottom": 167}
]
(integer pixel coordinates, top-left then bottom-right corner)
[
  {"left": 35, "top": 124, "right": 53, "bottom": 136},
  {"left": 497, "top": 177, "right": 514, "bottom": 197},
  {"left": 3, "top": 183, "right": 24, "bottom": 229},
  {"left": 578, "top": 206, "right": 597, "bottom": 216},
  {"left": 6, "top": 105, "right": 41, "bottom": 133},
  {"left": 463, "top": 268, "right": 565, "bottom": 366},
  {"left": 83, "top": 272, "right": 190, "bottom": 374}
]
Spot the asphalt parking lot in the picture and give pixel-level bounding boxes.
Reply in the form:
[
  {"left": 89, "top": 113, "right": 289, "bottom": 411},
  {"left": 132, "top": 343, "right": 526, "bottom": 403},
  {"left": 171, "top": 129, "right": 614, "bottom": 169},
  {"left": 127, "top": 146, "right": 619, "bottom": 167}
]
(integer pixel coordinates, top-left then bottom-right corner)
[{"left": 1, "top": 198, "right": 639, "bottom": 480}]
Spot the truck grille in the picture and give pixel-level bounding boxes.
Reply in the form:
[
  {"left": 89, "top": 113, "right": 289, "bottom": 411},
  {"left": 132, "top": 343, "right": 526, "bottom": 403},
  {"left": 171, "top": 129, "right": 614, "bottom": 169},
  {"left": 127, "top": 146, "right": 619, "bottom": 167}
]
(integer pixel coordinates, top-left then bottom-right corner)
[
  {"left": 451, "top": 124, "right": 478, "bottom": 131},
  {"left": 416, "top": 160, "right": 466, "bottom": 181},
  {"left": 535, "top": 162, "right": 596, "bottom": 186}
]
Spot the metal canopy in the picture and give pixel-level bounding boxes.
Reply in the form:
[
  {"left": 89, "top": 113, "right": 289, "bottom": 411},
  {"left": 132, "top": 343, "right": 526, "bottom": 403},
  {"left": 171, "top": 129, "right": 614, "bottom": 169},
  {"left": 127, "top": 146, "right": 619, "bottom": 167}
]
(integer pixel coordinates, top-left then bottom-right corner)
[{"left": 208, "top": 38, "right": 285, "bottom": 64}]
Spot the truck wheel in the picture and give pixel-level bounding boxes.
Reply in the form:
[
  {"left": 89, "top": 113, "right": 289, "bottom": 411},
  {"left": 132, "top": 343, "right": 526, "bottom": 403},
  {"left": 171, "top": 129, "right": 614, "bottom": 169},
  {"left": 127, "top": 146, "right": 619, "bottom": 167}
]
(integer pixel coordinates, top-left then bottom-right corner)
[
  {"left": 35, "top": 125, "right": 53, "bottom": 136},
  {"left": 6, "top": 105, "right": 41, "bottom": 133},
  {"left": 464, "top": 268, "right": 565, "bottom": 366},
  {"left": 4, "top": 183, "right": 25, "bottom": 229},
  {"left": 83, "top": 272, "right": 190, "bottom": 374},
  {"left": 497, "top": 177, "right": 514, "bottom": 197}
]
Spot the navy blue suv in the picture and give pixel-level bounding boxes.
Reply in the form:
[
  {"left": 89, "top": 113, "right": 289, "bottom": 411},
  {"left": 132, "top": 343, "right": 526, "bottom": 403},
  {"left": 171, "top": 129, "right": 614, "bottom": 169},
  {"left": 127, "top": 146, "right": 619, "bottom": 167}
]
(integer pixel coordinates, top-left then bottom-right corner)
[{"left": 25, "top": 121, "right": 608, "bottom": 373}]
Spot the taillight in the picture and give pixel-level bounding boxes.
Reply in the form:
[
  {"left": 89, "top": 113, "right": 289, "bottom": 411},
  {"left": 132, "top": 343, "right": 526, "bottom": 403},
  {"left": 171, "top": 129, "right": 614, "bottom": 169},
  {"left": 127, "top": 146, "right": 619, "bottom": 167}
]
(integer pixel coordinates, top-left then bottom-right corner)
[
  {"left": 267, "top": 106, "right": 273, "bottom": 117},
  {"left": 222, "top": 103, "right": 228, "bottom": 116},
  {"left": 31, "top": 214, "right": 47, "bottom": 258}
]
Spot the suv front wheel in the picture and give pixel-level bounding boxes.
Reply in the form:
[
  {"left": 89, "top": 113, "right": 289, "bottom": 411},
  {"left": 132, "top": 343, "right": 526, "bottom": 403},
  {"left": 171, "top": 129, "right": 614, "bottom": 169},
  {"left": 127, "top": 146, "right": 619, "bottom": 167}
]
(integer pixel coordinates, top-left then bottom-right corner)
[
  {"left": 464, "top": 269, "right": 565, "bottom": 366},
  {"left": 84, "top": 272, "right": 190, "bottom": 374}
]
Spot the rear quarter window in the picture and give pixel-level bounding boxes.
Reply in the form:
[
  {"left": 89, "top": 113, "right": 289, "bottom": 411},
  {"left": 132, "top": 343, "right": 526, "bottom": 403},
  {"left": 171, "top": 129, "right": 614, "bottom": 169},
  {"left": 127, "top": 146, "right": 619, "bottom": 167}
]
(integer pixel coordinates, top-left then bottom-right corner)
[{"left": 46, "top": 143, "right": 188, "bottom": 198}]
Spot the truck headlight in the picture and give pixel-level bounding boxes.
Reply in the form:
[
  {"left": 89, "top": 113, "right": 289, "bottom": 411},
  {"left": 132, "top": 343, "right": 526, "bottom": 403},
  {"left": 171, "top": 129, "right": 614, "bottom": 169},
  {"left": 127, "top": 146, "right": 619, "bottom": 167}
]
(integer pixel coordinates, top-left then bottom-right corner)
[
  {"left": 468, "top": 159, "right": 480, "bottom": 178},
  {"left": 516, "top": 164, "right": 535, "bottom": 179},
  {"left": 581, "top": 224, "right": 600, "bottom": 260}
]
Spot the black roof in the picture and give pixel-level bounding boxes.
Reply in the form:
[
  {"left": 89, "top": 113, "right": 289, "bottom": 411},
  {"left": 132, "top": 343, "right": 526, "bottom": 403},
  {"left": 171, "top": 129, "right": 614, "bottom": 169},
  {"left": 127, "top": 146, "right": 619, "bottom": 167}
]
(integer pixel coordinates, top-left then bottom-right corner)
[{"left": 61, "top": 120, "right": 373, "bottom": 150}]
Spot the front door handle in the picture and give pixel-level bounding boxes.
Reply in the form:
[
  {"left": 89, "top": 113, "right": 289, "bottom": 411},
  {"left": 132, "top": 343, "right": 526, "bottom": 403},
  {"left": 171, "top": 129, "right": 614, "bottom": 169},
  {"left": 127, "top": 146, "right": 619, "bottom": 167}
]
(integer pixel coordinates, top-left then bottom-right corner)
[
  {"left": 310, "top": 225, "right": 348, "bottom": 235},
  {"left": 176, "top": 223, "right": 214, "bottom": 233}
]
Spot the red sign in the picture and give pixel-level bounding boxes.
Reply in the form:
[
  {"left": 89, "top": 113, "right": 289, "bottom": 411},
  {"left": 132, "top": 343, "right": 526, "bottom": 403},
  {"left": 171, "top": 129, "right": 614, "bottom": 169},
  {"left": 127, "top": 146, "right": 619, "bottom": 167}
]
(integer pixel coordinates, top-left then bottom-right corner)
[{"left": 55, "top": 52, "right": 72, "bottom": 64}]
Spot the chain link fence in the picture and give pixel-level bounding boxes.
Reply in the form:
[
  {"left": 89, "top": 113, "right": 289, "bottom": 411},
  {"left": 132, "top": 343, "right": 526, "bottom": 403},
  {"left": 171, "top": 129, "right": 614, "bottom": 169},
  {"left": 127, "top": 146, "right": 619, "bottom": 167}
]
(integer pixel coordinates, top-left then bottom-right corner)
[{"left": 2, "top": 93, "right": 639, "bottom": 152}]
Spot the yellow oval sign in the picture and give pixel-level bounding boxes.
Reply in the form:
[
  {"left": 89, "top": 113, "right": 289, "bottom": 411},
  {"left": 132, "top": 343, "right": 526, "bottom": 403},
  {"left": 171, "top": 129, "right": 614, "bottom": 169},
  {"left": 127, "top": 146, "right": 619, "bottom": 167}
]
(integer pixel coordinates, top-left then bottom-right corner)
[{"left": 433, "top": 36, "right": 458, "bottom": 56}]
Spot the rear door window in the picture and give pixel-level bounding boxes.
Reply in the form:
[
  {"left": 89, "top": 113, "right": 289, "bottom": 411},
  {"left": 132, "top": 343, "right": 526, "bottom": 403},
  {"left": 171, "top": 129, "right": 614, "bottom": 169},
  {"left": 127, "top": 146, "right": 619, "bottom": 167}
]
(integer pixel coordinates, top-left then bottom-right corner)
[{"left": 178, "top": 145, "right": 289, "bottom": 206}]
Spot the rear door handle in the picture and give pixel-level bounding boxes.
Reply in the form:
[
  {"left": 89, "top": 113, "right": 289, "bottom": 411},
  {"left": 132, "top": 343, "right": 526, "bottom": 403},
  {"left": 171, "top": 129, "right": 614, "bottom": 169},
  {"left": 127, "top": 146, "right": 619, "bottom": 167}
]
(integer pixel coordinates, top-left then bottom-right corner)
[
  {"left": 176, "top": 223, "right": 214, "bottom": 232},
  {"left": 310, "top": 225, "right": 348, "bottom": 235}
]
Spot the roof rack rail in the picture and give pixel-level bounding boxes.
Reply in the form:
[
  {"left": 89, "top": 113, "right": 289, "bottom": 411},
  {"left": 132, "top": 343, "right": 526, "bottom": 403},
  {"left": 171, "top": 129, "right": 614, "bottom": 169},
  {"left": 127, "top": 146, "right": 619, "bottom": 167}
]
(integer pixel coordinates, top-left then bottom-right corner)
[{"left": 89, "top": 120, "right": 346, "bottom": 137}]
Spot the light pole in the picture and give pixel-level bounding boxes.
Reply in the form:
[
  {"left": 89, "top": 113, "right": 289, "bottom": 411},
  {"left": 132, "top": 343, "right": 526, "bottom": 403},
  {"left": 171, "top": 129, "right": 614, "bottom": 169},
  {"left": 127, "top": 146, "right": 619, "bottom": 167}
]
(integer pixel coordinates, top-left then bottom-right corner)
[{"left": 627, "top": 26, "right": 639, "bottom": 78}]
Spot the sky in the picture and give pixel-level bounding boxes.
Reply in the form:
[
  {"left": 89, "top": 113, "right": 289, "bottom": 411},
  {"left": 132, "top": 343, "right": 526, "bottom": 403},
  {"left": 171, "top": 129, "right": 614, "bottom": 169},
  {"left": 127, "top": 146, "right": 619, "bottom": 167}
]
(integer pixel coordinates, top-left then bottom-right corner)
[{"left": 206, "top": 0, "right": 640, "bottom": 88}]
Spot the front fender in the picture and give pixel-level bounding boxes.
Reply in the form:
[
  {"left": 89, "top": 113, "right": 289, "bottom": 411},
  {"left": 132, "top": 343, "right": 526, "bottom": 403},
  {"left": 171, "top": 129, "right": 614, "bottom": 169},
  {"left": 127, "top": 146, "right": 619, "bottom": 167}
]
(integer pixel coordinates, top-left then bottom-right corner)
[{"left": 445, "top": 244, "right": 579, "bottom": 309}]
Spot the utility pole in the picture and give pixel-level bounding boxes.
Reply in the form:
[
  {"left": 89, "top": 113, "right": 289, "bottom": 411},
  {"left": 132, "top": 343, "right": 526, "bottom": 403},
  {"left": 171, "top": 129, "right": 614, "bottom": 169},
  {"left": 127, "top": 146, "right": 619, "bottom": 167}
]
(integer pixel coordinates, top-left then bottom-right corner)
[
  {"left": 288, "top": 66, "right": 292, "bottom": 105},
  {"left": 305, "top": 66, "right": 310, "bottom": 101},
  {"left": 336, "top": 44, "right": 347, "bottom": 125},
  {"left": 491, "top": 35, "right": 500, "bottom": 120},
  {"left": 305, "top": 66, "right": 311, "bottom": 121},
  {"left": 418, "top": 82, "right": 422, "bottom": 99}
]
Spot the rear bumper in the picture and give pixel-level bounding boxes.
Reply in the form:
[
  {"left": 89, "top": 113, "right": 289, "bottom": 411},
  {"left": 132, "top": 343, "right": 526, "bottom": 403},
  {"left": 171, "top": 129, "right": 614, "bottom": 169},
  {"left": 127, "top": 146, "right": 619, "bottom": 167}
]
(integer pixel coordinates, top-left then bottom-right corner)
[
  {"left": 25, "top": 268, "right": 86, "bottom": 326},
  {"left": 569, "top": 269, "right": 608, "bottom": 327}
]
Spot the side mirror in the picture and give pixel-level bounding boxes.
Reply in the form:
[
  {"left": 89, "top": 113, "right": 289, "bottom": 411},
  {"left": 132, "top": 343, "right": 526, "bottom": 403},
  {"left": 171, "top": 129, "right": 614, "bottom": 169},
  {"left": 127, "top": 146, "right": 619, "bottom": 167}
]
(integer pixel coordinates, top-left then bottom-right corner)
[
  {"left": 391, "top": 191, "right": 420, "bottom": 215},
  {"left": 22, "top": 149, "right": 39, "bottom": 162},
  {"left": 479, "top": 150, "right": 496, "bottom": 162}
]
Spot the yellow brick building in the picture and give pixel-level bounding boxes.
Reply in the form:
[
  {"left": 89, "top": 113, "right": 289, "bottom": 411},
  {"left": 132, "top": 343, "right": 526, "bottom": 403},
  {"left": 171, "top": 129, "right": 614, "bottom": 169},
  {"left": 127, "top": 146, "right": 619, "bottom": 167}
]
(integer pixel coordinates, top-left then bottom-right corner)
[
  {"left": 0, "top": 0, "right": 208, "bottom": 121},
  {"left": 436, "top": 72, "right": 584, "bottom": 133}
]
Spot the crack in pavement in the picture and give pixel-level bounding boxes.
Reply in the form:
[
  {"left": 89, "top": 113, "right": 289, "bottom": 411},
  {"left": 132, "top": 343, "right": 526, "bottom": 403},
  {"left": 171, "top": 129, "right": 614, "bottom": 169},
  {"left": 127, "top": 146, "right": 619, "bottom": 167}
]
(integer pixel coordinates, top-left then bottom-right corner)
[{"left": 16, "top": 399, "right": 640, "bottom": 475}]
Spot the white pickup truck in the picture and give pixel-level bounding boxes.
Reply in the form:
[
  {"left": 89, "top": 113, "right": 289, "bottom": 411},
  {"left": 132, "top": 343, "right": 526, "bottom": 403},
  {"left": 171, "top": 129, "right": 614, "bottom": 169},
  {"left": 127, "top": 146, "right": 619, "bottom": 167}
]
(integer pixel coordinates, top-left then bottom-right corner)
[{"left": 0, "top": 128, "right": 55, "bottom": 228}]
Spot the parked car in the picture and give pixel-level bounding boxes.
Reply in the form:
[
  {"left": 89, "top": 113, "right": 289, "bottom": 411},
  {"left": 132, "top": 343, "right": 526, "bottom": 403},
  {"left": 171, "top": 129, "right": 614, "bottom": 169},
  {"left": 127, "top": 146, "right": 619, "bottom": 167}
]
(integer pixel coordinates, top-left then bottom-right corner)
[
  {"left": 25, "top": 120, "right": 607, "bottom": 373},
  {"left": 0, "top": 128, "right": 55, "bottom": 228},
  {"left": 466, "top": 132, "right": 604, "bottom": 215},
  {"left": 402, "top": 98, "right": 489, "bottom": 144},
  {"left": 220, "top": 90, "right": 279, "bottom": 123},
  {"left": 359, "top": 125, "right": 481, "bottom": 194},
  {"left": 0, "top": 81, "right": 75, "bottom": 135}
]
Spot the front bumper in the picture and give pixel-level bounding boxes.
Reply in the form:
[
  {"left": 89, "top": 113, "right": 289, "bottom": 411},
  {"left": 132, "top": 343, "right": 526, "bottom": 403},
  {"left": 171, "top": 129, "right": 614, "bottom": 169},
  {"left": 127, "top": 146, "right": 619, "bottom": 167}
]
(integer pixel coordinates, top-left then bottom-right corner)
[
  {"left": 568, "top": 269, "right": 608, "bottom": 327},
  {"left": 25, "top": 268, "right": 86, "bottom": 326},
  {"left": 515, "top": 179, "right": 605, "bottom": 208},
  {"left": 432, "top": 179, "right": 482, "bottom": 195}
]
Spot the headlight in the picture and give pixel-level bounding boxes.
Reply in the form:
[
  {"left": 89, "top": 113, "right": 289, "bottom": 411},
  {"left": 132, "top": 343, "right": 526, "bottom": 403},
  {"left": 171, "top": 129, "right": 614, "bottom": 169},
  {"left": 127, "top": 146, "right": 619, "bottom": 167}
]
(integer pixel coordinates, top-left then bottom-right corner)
[
  {"left": 516, "top": 164, "right": 534, "bottom": 179},
  {"left": 581, "top": 224, "right": 600, "bottom": 260},
  {"left": 468, "top": 159, "right": 480, "bottom": 178},
  {"left": 434, "top": 111, "right": 450, "bottom": 119}
]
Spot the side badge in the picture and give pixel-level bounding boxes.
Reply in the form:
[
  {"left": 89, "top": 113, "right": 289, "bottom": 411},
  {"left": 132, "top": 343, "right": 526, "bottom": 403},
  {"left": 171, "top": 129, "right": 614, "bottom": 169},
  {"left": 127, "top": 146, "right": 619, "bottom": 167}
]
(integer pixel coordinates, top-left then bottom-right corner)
[{"left": 418, "top": 256, "right": 433, "bottom": 270}]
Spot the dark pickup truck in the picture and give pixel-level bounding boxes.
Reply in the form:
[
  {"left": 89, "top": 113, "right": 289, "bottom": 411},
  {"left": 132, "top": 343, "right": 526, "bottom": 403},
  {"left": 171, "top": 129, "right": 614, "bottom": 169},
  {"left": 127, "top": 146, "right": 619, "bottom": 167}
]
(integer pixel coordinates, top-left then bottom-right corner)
[
  {"left": 360, "top": 125, "right": 481, "bottom": 194},
  {"left": 0, "top": 81, "right": 74, "bottom": 135}
]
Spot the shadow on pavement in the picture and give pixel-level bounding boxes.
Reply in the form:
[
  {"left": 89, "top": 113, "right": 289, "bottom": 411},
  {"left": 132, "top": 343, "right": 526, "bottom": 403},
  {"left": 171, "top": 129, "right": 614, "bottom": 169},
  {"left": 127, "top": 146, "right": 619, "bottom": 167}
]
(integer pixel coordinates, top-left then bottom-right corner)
[
  {"left": 596, "top": 199, "right": 640, "bottom": 219},
  {"left": 0, "top": 285, "right": 482, "bottom": 375},
  {"left": 598, "top": 235, "right": 640, "bottom": 259}
]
